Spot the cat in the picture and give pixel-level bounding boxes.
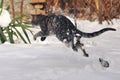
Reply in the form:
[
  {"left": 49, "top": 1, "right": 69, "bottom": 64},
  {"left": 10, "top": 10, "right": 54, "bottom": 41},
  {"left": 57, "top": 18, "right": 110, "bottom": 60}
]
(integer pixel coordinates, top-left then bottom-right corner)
[{"left": 32, "top": 14, "right": 116, "bottom": 57}]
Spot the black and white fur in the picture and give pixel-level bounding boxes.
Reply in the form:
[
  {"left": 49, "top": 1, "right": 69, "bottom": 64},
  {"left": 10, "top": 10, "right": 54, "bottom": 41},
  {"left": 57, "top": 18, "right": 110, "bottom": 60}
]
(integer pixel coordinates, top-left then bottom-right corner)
[{"left": 32, "top": 14, "right": 116, "bottom": 68}]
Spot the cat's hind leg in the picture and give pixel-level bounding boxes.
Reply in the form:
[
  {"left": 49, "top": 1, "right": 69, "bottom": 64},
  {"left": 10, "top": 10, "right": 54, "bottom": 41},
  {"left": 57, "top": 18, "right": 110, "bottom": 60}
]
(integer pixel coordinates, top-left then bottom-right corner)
[
  {"left": 71, "top": 36, "right": 78, "bottom": 52},
  {"left": 75, "top": 36, "right": 89, "bottom": 57}
]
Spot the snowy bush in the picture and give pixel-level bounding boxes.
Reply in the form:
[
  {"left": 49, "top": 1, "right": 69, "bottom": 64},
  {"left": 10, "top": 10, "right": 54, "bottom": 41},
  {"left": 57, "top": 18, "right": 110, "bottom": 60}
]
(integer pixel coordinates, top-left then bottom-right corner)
[
  {"left": 0, "top": 0, "right": 32, "bottom": 44},
  {"left": 0, "top": 8, "right": 11, "bottom": 27}
]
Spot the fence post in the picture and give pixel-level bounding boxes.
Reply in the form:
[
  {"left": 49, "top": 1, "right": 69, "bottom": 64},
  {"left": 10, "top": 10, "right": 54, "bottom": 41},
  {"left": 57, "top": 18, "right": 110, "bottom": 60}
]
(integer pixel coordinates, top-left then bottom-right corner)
[
  {"left": 98, "top": 0, "right": 102, "bottom": 24},
  {"left": 20, "top": 0, "right": 24, "bottom": 23},
  {"left": 73, "top": 0, "right": 77, "bottom": 27},
  {"left": 10, "top": 0, "right": 15, "bottom": 18}
]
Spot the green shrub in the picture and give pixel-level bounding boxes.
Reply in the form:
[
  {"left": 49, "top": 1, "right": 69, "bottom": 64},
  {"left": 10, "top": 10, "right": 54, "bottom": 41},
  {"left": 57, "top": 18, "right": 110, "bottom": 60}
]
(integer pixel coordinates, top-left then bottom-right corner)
[{"left": 0, "top": 0, "right": 32, "bottom": 44}]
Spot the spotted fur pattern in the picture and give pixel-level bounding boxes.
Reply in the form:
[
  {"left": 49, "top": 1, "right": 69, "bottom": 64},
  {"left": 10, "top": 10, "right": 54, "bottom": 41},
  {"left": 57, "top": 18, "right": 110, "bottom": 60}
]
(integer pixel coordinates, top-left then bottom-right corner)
[{"left": 32, "top": 14, "right": 116, "bottom": 57}]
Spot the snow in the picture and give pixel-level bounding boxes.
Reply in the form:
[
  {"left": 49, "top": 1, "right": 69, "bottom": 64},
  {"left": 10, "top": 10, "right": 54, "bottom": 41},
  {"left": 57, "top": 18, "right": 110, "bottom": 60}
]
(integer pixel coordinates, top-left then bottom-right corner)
[
  {"left": 0, "top": 17, "right": 120, "bottom": 80},
  {"left": 0, "top": 9, "right": 11, "bottom": 27}
]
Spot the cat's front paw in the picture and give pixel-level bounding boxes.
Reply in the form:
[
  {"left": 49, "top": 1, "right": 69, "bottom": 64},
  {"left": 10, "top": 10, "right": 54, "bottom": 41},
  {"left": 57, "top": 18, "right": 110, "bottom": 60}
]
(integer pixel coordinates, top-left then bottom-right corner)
[{"left": 41, "top": 37, "right": 46, "bottom": 41}]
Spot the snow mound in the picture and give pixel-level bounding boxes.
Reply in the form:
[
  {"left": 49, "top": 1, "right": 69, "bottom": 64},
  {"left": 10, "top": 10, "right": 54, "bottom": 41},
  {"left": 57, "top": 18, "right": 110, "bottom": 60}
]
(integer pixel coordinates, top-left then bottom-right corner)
[
  {"left": 0, "top": 16, "right": 120, "bottom": 80},
  {"left": 0, "top": 8, "right": 11, "bottom": 27}
]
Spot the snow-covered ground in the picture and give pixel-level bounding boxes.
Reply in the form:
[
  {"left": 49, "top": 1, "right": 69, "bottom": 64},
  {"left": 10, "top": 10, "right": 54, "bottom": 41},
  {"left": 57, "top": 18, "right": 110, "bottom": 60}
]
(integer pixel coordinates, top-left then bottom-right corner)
[{"left": 0, "top": 18, "right": 120, "bottom": 80}]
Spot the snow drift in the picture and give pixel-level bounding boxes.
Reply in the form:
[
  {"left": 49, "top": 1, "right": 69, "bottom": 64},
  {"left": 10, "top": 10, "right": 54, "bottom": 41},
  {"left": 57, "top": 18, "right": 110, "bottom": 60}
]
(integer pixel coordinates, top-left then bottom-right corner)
[{"left": 0, "top": 17, "right": 120, "bottom": 80}]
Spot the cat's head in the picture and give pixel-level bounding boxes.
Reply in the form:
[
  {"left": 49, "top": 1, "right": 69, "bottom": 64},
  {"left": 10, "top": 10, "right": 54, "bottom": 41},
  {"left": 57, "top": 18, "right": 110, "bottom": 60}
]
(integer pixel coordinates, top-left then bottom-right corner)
[{"left": 31, "top": 14, "right": 45, "bottom": 27}]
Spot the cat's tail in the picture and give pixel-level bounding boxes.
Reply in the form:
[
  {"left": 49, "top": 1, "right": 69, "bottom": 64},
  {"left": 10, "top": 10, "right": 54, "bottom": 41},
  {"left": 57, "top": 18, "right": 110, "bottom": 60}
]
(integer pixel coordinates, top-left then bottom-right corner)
[{"left": 76, "top": 28, "right": 116, "bottom": 38}]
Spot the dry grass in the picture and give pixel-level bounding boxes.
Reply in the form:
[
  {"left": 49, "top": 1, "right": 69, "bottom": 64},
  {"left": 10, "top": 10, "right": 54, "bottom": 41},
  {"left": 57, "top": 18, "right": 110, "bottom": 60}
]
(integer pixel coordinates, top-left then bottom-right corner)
[
  {"left": 4, "top": 0, "right": 119, "bottom": 24},
  {"left": 46, "top": 0, "right": 120, "bottom": 23}
]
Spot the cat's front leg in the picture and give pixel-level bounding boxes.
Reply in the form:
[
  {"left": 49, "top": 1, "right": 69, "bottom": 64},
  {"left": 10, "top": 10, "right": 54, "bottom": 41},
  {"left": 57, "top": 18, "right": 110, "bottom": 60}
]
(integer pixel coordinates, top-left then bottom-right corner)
[
  {"left": 33, "top": 31, "right": 47, "bottom": 41},
  {"left": 33, "top": 31, "right": 40, "bottom": 40}
]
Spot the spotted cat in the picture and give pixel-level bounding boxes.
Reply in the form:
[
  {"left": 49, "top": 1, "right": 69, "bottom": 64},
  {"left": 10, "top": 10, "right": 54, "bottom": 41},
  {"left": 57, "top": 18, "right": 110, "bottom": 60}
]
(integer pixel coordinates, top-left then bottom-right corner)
[{"left": 32, "top": 14, "right": 116, "bottom": 57}]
